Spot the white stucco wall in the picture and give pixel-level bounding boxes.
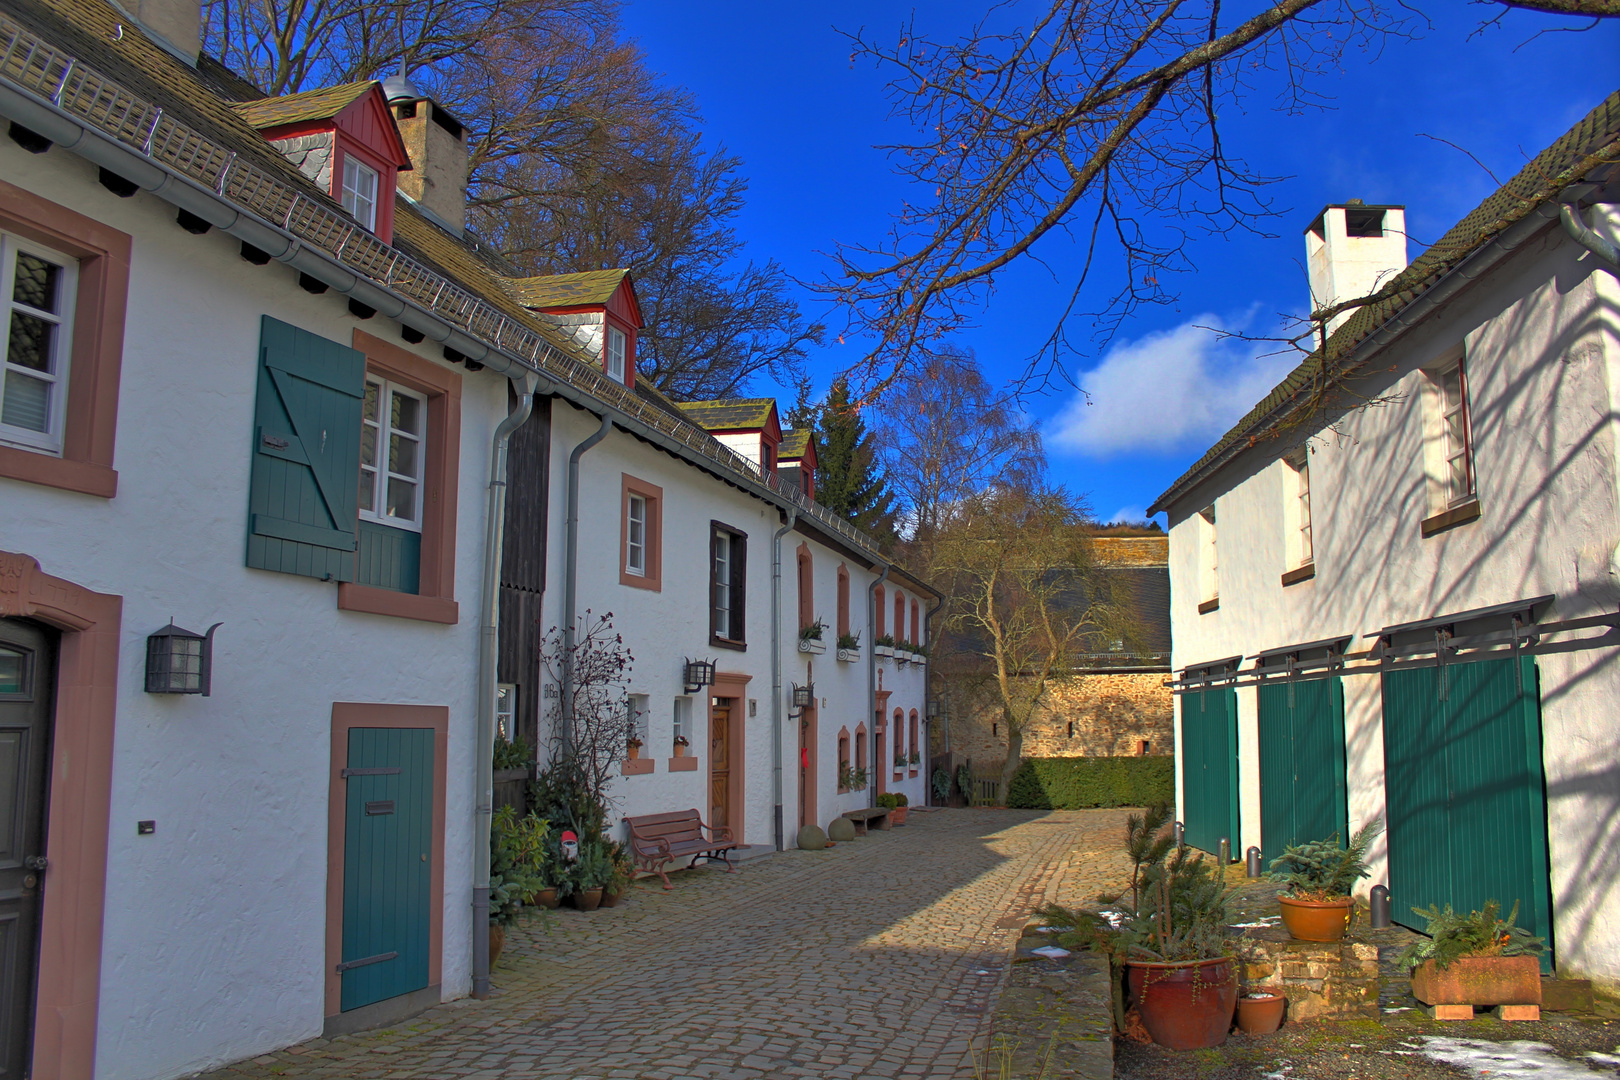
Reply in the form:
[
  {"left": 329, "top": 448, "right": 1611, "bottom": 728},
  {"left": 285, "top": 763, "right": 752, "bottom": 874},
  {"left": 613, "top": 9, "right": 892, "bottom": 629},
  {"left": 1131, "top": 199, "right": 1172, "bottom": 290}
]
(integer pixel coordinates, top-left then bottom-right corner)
[
  {"left": 1164, "top": 207, "right": 1620, "bottom": 985},
  {"left": 0, "top": 143, "right": 512, "bottom": 1078}
]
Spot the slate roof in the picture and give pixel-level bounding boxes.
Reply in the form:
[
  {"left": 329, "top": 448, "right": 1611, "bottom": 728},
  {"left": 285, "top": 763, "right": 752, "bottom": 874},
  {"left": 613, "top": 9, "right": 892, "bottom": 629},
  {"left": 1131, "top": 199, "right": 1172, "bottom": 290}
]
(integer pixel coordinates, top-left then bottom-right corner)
[
  {"left": 232, "top": 81, "right": 376, "bottom": 130},
  {"left": 676, "top": 399, "right": 777, "bottom": 431},
  {"left": 779, "top": 429, "right": 813, "bottom": 460},
  {"left": 1149, "top": 90, "right": 1620, "bottom": 516},
  {"left": 506, "top": 269, "right": 629, "bottom": 309}
]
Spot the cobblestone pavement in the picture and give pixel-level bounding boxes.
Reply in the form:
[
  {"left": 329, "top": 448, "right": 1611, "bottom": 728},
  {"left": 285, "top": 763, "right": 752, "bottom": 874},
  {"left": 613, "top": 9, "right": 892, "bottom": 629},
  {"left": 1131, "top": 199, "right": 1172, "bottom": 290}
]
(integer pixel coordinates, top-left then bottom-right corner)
[{"left": 206, "top": 808, "right": 1134, "bottom": 1080}]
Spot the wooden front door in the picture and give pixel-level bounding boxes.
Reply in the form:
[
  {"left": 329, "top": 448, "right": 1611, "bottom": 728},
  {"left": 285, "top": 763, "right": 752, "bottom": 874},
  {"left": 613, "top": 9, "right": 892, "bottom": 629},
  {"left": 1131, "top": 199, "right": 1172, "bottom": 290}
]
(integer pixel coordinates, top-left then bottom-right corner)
[
  {"left": 710, "top": 703, "right": 731, "bottom": 831},
  {"left": 340, "top": 727, "right": 434, "bottom": 1012},
  {"left": 0, "top": 619, "right": 53, "bottom": 1077}
]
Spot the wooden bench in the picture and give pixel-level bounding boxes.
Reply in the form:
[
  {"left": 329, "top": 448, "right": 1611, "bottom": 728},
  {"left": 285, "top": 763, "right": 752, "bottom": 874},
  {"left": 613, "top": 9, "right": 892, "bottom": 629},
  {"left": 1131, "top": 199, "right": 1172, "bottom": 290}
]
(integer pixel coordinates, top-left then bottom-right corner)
[
  {"left": 626, "top": 809, "right": 740, "bottom": 889},
  {"left": 841, "top": 807, "right": 891, "bottom": 835}
]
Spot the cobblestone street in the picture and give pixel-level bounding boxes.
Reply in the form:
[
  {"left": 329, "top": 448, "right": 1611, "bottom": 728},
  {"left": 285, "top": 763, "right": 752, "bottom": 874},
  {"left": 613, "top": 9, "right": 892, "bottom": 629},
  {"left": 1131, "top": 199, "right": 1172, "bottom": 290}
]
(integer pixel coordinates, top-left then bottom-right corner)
[{"left": 205, "top": 808, "right": 1134, "bottom": 1080}]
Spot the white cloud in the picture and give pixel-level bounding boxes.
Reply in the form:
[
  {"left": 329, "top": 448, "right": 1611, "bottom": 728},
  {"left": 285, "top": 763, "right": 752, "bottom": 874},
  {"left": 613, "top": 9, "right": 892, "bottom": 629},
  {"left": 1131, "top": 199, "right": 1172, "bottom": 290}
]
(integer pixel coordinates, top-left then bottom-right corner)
[
  {"left": 1047, "top": 316, "right": 1295, "bottom": 459},
  {"left": 1105, "top": 505, "right": 1165, "bottom": 527}
]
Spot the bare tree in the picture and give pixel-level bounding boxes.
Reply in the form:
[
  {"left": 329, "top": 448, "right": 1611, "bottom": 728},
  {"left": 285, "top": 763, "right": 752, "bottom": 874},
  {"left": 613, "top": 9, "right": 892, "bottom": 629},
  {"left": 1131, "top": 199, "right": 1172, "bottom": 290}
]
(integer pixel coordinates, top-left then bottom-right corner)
[
  {"left": 932, "top": 485, "right": 1128, "bottom": 795},
  {"left": 816, "top": 0, "right": 1619, "bottom": 397},
  {"left": 540, "top": 611, "right": 637, "bottom": 821},
  {"left": 879, "top": 345, "right": 1044, "bottom": 544}
]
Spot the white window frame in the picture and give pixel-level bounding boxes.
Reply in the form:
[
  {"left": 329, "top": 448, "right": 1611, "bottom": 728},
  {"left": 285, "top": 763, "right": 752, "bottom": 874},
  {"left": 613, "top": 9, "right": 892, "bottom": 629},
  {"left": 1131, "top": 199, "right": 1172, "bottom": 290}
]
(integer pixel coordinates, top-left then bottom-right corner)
[
  {"left": 360, "top": 375, "right": 428, "bottom": 532},
  {"left": 496, "top": 683, "right": 516, "bottom": 742},
  {"left": 1285, "top": 450, "right": 1313, "bottom": 568},
  {"left": 673, "top": 696, "right": 691, "bottom": 745},
  {"left": 1199, "top": 505, "right": 1218, "bottom": 604},
  {"left": 1438, "top": 360, "right": 1475, "bottom": 508},
  {"left": 713, "top": 530, "right": 732, "bottom": 638},
  {"left": 0, "top": 233, "right": 78, "bottom": 454},
  {"left": 606, "top": 325, "right": 627, "bottom": 383},
  {"left": 625, "top": 493, "right": 647, "bottom": 576},
  {"left": 341, "top": 155, "right": 379, "bottom": 232},
  {"left": 627, "top": 693, "right": 649, "bottom": 744}
]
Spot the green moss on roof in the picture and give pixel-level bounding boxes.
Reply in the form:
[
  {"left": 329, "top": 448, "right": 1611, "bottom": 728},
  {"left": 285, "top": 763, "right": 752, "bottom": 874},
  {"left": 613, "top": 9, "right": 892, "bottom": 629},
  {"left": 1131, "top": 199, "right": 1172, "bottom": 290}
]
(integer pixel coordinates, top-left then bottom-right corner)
[
  {"left": 779, "top": 429, "right": 812, "bottom": 459},
  {"left": 677, "top": 399, "right": 777, "bottom": 431},
  {"left": 506, "top": 269, "right": 629, "bottom": 309},
  {"left": 232, "top": 81, "right": 377, "bottom": 130},
  {"left": 1149, "top": 89, "right": 1620, "bottom": 516}
]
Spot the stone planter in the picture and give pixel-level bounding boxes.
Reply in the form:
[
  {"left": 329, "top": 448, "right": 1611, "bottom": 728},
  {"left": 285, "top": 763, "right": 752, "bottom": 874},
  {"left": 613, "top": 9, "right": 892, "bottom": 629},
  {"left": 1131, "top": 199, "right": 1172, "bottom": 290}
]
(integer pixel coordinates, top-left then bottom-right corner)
[
  {"left": 836, "top": 648, "right": 860, "bottom": 663},
  {"left": 798, "top": 637, "right": 825, "bottom": 654},
  {"left": 1126, "top": 956, "right": 1238, "bottom": 1050},
  {"left": 1411, "top": 955, "right": 1542, "bottom": 1007},
  {"left": 1279, "top": 895, "right": 1354, "bottom": 942},
  {"left": 1237, "top": 991, "right": 1286, "bottom": 1034},
  {"left": 890, "top": 806, "right": 908, "bottom": 826},
  {"left": 875, "top": 645, "right": 893, "bottom": 659}
]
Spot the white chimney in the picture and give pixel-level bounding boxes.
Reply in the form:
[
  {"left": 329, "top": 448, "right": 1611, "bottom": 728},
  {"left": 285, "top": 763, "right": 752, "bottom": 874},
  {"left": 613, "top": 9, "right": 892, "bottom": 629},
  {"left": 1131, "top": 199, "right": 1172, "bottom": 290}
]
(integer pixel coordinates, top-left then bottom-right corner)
[
  {"left": 120, "top": 0, "right": 201, "bottom": 65},
  {"left": 1305, "top": 200, "right": 1407, "bottom": 337}
]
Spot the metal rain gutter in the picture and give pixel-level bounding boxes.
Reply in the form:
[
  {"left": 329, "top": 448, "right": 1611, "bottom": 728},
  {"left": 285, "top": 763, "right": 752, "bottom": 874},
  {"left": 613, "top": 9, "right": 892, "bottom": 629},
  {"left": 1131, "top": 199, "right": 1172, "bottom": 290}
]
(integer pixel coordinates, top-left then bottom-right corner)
[
  {"left": 1561, "top": 201, "right": 1620, "bottom": 275},
  {"left": 471, "top": 372, "right": 537, "bottom": 998},
  {"left": 771, "top": 509, "right": 798, "bottom": 851}
]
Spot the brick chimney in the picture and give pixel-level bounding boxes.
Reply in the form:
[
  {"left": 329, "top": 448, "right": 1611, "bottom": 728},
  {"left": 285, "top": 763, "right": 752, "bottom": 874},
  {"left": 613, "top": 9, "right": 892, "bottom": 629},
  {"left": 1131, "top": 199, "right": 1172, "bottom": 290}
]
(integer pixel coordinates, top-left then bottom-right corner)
[
  {"left": 385, "top": 76, "right": 468, "bottom": 236},
  {"left": 1306, "top": 200, "right": 1407, "bottom": 336},
  {"left": 121, "top": 0, "right": 200, "bottom": 65}
]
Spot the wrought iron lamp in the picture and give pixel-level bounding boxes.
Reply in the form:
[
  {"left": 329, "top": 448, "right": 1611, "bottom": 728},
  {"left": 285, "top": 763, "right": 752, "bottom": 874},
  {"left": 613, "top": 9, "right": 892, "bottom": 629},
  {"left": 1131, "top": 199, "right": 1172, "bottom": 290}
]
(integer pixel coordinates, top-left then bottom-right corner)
[
  {"left": 683, "top": 657, "right": 716, "bottom": 694},
  {"left": 790, "top": 683, "right": 815, "bottom": 711},
  {"left": 926, "top": 700, "right": 943, "bottom": 719},
  {"left": 145, "top": 621, "right": 221, "bottom": 695}
]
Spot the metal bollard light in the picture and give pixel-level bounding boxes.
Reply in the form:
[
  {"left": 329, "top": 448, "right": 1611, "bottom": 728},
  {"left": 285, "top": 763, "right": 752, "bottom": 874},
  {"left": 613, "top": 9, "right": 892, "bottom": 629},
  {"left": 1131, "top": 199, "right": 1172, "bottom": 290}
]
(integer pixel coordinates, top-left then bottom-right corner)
[
  {"left": 1219, "top": 837, "right": 1231, "bottom": 864},
  {"left": 1246, "top": 846, "right": 1262, "bottom": 877},
  {"left": 1174, "top": 821, "right": 1185, "bottom": 846},
  {"left": 1370, "top": 884, "right": 1392, "bottom": 929}
]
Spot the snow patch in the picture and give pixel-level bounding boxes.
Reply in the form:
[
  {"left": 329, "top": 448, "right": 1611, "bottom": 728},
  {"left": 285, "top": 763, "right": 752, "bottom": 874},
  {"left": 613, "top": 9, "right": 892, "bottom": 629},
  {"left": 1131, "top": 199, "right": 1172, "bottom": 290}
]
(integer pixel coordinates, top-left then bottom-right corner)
[{"left": 1416, "top": 1037, "right": 1620, "bottom": 1078}]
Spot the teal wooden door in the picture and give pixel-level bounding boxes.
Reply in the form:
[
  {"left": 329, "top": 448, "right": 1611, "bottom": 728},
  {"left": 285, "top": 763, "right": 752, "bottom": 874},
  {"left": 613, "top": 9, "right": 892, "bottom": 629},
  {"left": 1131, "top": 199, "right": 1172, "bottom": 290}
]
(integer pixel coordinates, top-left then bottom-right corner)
[
  {"left": 1382, "top": 657, "right": 1552, "bottom": 968},
  {"left": 1257, "top": 677, "right": 1348, "bottom": 862},
  {"left": 1181, "top": 686, "right": 1239, "bottom": 857},
  {"left": 341, "top": 728, "right": 434, "bottom": 1011}
]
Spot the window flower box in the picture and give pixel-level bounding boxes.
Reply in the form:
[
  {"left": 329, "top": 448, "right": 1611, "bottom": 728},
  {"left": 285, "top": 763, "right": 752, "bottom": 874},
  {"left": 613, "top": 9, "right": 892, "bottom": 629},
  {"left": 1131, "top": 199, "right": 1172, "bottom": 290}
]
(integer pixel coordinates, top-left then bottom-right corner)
[
  {"left": 836, "top": 647, "right": 860, "bottom": 662},
  {"left": 875, "top": 645, "right": 894, "bottom": 659},
  {"left": 798, "top": 638, "right": 826, "bottom": 655}
]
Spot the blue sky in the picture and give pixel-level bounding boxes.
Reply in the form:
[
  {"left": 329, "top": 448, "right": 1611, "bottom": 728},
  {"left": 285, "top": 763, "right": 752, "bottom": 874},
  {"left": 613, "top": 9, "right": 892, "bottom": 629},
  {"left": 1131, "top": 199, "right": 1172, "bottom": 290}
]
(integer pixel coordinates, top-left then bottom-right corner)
[{"left": 619, "top": 1, "right": 1619, "bottom": 525}]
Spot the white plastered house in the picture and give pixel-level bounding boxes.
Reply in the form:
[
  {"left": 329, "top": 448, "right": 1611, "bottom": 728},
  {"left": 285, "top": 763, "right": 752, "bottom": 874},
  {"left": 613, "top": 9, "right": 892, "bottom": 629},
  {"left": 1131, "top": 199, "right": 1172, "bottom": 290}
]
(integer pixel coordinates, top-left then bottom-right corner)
[{"left": 1149, "top": 92, "right": 1620, "bottom": 988}]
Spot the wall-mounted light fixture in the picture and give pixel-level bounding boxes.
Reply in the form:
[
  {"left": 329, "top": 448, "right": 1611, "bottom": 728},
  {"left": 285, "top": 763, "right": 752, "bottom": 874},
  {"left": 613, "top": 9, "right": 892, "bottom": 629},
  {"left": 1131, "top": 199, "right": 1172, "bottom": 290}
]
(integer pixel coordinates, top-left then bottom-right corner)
[
  {"left": 145, "top": 621, "right": 221, "bottom": 696},
  {"left": 790, "top": 683, "right": 815, "bottom": 711},
  {"left": 683, "top": 658, "right": 716, "bottom": 694},
  {"left": 926, "top": 700, "right": 943, "bottom": 719}
]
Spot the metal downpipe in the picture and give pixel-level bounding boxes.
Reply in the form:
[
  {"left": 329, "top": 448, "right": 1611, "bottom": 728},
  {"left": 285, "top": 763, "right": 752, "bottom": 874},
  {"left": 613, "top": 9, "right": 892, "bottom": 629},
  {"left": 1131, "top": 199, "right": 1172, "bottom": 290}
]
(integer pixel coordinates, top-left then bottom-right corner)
[
  {"left": 771, "top": 509, "right": 798, "bottom": 851},
  {"left": 922, "top": 592, "right": 944, "bottom": 803},
  {"left": 472, "top": 372, "right": 538, "bottom": 998},
  {"left": 561, "top": 413, "right": 615, "bottom": 752},
  {"left": 1562, "top": 202, "right": 1620, "bottom": 276},
  {"left": 866, "top": 563, "right": 890, "bottom": 811}
]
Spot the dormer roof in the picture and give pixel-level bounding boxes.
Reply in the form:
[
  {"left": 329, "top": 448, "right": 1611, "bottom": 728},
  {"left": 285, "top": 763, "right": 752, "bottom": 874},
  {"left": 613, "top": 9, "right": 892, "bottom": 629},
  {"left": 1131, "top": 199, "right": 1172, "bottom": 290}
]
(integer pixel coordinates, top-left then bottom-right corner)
[
  {"left": 506, "top": 269, "right": 642, "bottom": 326},
  {"left": 233, "top": 80, "right": 411, "bottom": 169},
  {"left": 678, "top": 399, "right": 781, "bottom": 440},
  {"left": 779, "top": 429, "right": 817, "bottom": 468}
]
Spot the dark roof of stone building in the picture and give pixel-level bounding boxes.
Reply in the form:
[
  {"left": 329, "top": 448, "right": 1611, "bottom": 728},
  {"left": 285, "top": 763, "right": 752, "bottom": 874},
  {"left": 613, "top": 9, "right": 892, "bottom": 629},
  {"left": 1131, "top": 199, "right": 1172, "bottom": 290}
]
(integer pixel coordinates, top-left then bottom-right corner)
[{"left": 1150, "top": 90, "right": 1620, "bottom": 515}]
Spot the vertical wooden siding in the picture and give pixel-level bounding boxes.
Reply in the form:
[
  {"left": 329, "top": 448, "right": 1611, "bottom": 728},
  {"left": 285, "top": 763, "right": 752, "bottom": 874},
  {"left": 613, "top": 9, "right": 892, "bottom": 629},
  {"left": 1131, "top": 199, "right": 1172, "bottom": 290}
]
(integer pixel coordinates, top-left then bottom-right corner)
[
  {"left": 498, "top": 398, "right": 551, "bottom": 748},
  {"left": 355, "top": 521, "right": 421, "bottom": 593},
  {"left": 1181, "top": 686, "right": 1239, "bottom": 857},
  {"left": 1257, "top": 677, "right": 1348, "bottom": 862}
]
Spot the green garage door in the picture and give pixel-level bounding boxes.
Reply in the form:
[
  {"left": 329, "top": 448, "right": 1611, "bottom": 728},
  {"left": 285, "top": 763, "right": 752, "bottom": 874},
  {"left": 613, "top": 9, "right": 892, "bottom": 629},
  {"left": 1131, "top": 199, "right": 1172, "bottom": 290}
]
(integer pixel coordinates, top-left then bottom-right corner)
[
  {"left": 1181, "top": 686, "right": 1239, "bottom": 858},
  {"left": 1382, "top": 656, "right": 1552, "bottom": 967},
  {"left": 1258, "top": 677, "right": 1347, "bottom": 862},
  {"left": 341, "top": 727, "right": 435, "bottom": 1011}
]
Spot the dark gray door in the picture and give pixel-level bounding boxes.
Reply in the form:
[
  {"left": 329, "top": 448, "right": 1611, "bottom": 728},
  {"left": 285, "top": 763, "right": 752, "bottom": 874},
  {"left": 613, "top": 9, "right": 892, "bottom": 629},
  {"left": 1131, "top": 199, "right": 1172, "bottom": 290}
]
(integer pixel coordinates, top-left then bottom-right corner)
[{"left": 0, "top": 620, "right": 53, "bottom": 1076}]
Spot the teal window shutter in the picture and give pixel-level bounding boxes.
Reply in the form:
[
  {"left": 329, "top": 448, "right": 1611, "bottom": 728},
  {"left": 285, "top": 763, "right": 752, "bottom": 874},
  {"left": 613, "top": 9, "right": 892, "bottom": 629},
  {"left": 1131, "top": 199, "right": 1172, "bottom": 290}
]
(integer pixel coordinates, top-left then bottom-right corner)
[{"left": 246, "top": 316, "right": 366, "bottom": 582}]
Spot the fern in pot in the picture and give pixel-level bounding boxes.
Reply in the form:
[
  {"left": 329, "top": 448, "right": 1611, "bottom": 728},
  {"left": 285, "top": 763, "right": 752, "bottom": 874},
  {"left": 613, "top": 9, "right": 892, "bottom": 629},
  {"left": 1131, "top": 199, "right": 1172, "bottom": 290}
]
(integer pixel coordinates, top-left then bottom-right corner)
[
  {"left": 1398, "top": 900, "right": 1546, "bottom": 1008},
  {"left": 1266, "top": 818, "right": 1382, "bottom": 943}
]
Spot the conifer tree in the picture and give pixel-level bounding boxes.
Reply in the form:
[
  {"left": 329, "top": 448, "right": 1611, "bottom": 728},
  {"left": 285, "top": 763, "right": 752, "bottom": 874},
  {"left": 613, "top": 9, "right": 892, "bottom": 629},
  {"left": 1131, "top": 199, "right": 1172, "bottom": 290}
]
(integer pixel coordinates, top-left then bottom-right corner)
[{"left": 815, "top": 378, "right": 896, "bottom": 542}]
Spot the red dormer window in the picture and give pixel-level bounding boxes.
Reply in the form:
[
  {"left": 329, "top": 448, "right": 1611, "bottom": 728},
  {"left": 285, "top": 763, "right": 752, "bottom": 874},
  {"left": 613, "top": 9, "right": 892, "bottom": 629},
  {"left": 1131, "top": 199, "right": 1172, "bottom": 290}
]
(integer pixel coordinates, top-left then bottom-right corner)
[{"left": 513, "top": 270, "right": 644, "bottom": 388}]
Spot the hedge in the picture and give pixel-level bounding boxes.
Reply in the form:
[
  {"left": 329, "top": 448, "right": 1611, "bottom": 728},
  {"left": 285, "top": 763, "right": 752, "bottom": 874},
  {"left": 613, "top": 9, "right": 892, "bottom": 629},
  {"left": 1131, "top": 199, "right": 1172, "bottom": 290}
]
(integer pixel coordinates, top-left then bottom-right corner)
[{"left": 1005, "top": 756, "right": 1174, "bottom": 810}]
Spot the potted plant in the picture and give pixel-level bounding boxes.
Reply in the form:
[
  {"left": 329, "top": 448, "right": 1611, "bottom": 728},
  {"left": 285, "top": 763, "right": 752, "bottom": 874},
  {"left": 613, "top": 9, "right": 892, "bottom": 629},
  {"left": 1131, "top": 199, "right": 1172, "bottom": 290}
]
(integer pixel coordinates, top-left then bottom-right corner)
[
  {"left": 601, "top": 842, "right": 635, "bottom": 908},
  {"left": 626, "top": 736, "right": 643, "bottom": 761},
  {"left": 1398, "top": 900, "right": 1545, "bottom": 1008},
  {"left": 569, "top": 841, "right": 611, "bottom": 911},
  {"left": 909, "top": 750, "right": 921, "bottom": 767},
  {"left": 1046, "top": 804, "right": 1236, "bottom": 1050},
  {"left": 837, "top": 631, "right": 861, "bottom": 662},
  {"left": 798, "top": 620, "right": 827, "bottom": 654},
  {"left": 874, "top": 634, "right": 895, "bottom": 658},
  {"left": 894, "top": 750, "right": 907, "bottom": 772},
  {"left": 673, "top": 734, "right": 690, "bottom": 758},
  {"left": 1236, "top": 989, "right": 1286, "bottom": 1034},
  {"left": 891, "top": 791, "right": 909, "bottom": 825},
  {"left": 489, "top": 806, "right": 547, "bottom": 966},
  {"left": 838, "top": 763, "right": 869, "bottom": 791},
  {"left": 1266, "top": 819, "right": 1382, "bottom": 942}
]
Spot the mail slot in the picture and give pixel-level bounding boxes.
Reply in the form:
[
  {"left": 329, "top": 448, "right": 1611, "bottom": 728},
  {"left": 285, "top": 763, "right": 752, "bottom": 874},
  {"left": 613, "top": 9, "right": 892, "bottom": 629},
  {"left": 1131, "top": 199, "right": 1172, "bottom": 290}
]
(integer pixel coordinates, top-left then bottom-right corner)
[{"left": 365, "top": 800, "right": 396, "bottom": 816}]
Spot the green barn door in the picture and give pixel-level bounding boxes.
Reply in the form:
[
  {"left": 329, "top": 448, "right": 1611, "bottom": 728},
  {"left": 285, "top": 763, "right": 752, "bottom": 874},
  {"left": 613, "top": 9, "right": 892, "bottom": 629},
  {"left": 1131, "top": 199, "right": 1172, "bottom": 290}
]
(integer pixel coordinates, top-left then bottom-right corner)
[
  {"left": 340, "top": 728, "right": 434, "bottom": 1011},
  {"left": 1382, "top": 656, "right": 1552, "bottom": 967},
  {"left": 1181, "top": 686, "right": 1239, "bottom": 857},
  {"left": 1257, "top": 677, "right": 1348, "bottom": 862}
]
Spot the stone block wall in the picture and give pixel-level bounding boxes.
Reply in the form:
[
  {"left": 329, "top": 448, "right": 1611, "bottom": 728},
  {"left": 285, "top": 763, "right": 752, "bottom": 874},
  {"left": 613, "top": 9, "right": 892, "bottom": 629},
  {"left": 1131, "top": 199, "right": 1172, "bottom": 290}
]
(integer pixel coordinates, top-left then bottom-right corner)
[
  {"left": 1240, "top": 940, "right": 1381, "bottom": 1021},
  {"left": 939, "top": 671, "right": 1173, "bottom": 764}
]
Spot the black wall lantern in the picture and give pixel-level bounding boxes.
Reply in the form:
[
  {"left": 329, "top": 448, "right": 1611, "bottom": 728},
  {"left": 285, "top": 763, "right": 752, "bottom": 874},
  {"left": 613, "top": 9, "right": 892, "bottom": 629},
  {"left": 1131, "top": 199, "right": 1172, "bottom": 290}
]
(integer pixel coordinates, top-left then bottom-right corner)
[
  {"left": 926, "top": 700, "right": 943, "bottom": 719},
  {"left": 145, "top": 621, "right": 221, "bottom": 695},
  {"left": 683, "top": 658, "right": 716, "bottom": 694},
  {"left": 790, "top": 683, "right": 815, "bottom": 711}
]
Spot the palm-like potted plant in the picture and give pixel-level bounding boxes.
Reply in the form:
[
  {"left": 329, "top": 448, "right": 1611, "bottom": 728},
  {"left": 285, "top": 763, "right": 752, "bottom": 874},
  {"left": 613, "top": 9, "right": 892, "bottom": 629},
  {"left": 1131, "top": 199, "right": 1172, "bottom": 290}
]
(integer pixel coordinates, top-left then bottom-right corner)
[
  {"left": 1266, "top": 819, "right": 1382, "bottom": 942},
  {"left": 1398, "top": 900, "right": 1545, "bottom": 1009}
]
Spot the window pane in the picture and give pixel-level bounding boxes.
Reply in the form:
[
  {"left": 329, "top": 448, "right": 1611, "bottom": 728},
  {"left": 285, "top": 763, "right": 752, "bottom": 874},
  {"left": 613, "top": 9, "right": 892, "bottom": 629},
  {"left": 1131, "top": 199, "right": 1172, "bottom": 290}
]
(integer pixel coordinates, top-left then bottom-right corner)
[
  {"left": 389, "top": 432, "right": 418, "bottom": 477},
  {"left": 0, "top": 648, "right": 24, "bottom": 694},
  {"left": 358, "top": 466, "right": 376, "bottom": 513},
  {"left": 1, "top": 371, "right": 49, "bottom": 431},
  {"left": 7, "top": 311, "right": 54, "bottom": 372},
  {"left": 387, "top": 476, "right": 417, "bottom": 521},
  {"left": 391, "top": 391, "right": 421, "bottom": 436},
  {"left": 360, "top": 423, "right": 377, "bottom": 467},
  {"left": 363, "top": 381, "right": 380, "bottom": 422},
  {"left": 12, "top": 253, "right": 60, "bottom": 313}
]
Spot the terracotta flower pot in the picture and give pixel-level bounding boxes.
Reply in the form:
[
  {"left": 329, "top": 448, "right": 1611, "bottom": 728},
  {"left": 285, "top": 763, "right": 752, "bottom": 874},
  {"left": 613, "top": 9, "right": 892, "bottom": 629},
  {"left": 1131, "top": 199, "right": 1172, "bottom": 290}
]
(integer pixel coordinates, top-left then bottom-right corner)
[
  {"left": 601, "top": 885, "right": 624, "bottom": 908},
  {"left": 674, "top": 742, "right": 689, "bottom": 758},
  {"left": 1126, "top": 957, "right": 1238, "bottom": 1050},
  {"left": 489, "top": 924, "right": 506, "bottom": 969},
  {"left": 532, "top": 887, "right": 560, "bottom": 910},
  {"left": 1411, "top": 955, "right": 1542, "bottom": 1006},
  {"left": 1237, "top": 991, "right": 1286, "bottom": 1034},
  {"left": 891, "top": 806, "right": 909, "bottom": 826},
  {"left": 1278, "top": 895, "right": 1354, "bottom": 942},
  {"left": 627, "top": 743, "right": 642, "bottom": 760},
  {"left": 574, "top": 887, "right": 604, "bottom": 912}
]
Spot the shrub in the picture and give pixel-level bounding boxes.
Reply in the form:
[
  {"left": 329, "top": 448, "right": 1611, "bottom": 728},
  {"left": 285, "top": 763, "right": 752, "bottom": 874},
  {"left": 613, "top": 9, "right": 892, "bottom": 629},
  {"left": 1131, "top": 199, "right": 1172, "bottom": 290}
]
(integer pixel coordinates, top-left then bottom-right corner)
[
  {"left": 894, "top": 792, "right": 908, "bottom": 807},
  {"left": 1005, "top": 756, "right": 1174, "bottom": 810},
  {"left": 931, "top": 768, "right": 953, "bottom": 803},
  {"left": 1266, "top": 819, "right": 1382, "bottom": 900},
  {"left": 1397, "top": 899, "right": 1546, "bottom": 972},
  {"left": 876, "top": 793, "right": 898, "bottom": 809}
]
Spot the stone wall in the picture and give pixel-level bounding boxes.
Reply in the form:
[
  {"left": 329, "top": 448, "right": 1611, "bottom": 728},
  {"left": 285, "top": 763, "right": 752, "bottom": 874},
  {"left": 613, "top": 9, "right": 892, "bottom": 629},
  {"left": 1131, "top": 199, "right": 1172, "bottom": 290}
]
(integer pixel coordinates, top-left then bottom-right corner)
[
  {"left": 939, "top": 671, "right": 1174, "bottom": 765},
  {"left": 1239, "top": 939, "right": 1381, "bottom": 1021}
]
